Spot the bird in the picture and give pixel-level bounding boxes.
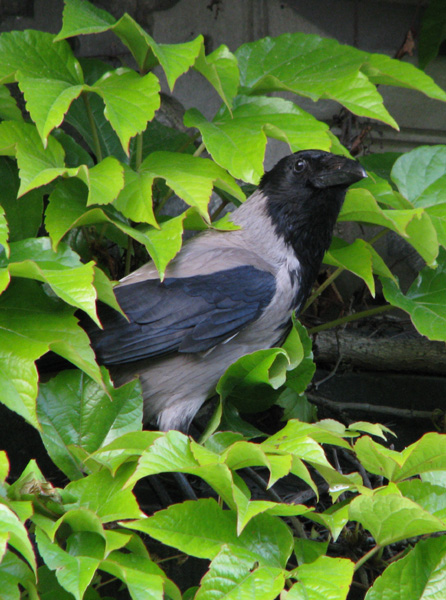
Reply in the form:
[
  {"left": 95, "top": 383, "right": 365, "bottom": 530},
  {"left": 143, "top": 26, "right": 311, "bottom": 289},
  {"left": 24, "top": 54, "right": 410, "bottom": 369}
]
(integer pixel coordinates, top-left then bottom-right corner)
[{"left": 87, "top": 150, "right": 367, "bottom": 432}]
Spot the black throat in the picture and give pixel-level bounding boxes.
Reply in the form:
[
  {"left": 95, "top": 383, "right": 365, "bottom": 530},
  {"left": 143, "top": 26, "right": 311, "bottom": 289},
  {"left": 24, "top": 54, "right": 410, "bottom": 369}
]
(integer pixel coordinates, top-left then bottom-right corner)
[{"left": 264, "top": 183, "right": 347, "bottom": 309}]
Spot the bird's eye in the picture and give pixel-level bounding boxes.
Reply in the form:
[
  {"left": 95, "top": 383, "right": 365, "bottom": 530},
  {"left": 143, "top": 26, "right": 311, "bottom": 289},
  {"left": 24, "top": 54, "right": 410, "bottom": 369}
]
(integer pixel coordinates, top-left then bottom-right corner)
[{"left": 294, "top": 158, "right": 306, "bottom": 173}]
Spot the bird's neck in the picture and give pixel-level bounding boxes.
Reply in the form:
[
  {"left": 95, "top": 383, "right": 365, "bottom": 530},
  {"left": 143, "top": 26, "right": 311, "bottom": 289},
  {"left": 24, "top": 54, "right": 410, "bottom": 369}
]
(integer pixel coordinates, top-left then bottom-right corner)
[{"left": 265, "top": 186, "right": 345, "bottom": 281}]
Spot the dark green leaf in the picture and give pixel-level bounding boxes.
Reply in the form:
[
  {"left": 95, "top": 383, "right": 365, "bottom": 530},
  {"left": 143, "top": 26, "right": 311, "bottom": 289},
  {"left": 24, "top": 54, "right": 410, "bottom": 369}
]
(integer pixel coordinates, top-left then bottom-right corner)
[
  {"left": 382, "top": 248, "right": 446, "bottom": 341},
  {"left": 37, "top": 370, "right": 143, "bottom": 481}
]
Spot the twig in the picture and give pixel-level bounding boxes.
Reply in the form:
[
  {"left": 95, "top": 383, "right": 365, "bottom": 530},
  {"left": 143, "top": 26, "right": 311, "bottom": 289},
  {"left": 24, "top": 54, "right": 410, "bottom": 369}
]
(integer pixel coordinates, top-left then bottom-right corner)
[{"left": 307, "top": 393, "right": 436, "bottom": 421}]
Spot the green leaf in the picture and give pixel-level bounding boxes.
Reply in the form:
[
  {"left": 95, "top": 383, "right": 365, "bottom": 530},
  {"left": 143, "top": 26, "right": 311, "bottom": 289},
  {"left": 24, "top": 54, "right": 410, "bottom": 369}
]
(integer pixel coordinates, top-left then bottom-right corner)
[
  {"left": 58, "top": 2, "right": 202, "bottom": 88},
  {"left": 81, "top": 156, "right": 125, "bottom": 206},
  {"left": 114, "top": 164, "right": 157, "bottom": 225},
  {"left": 185, "top": 96, "right": 334, "bottom": 184},
  {"left": 290, "top": 555, "right": 354, "bottom": 600},
  {"left": 89, "top": 69, "right": 160, "bottom": 153},
  {"left": 341, "top": 187, "right": 438, "bottom": 265},
  {"left": 66, "top": 80, "right": 128, "bottom": 162},
  {"left": 2, "top": 237, "right": 99, "bottom": 324},
  {"left": 285, "top": 321, "right": 316, "bottom": 396},
  {"left": 418, "top": 0, "right": 446, "bottom": 69},
  {"left": 0, "top": 30, "right": 84, "bottom": 142},
  {"left": 236, "top": 34, "right": 398, "bottom": 128},
  {"left": 0, "top": 205, "right": 8, "bottom": 263},
  {"left": 363, "top": 52, "right": 446, "bottom": 102},
  {"left": 0, "top": 85, "right": 22, "bottom": 121},
  {"left": 0, "top": 120, "right": 65, "bottom": 194},
  {"left": 37, "top": 370, "right": 143, "bottom": 481},
  {"left": 63, "top": 465, "right": 143, "bottom": 523},
  {"left": 365, "top": 536, "right": 446, "bottom": 600},
  {"left": 218, "top": 347, "right": 298, "bottom": 414},
  {"left": 0, "top": 279, "right": 101, "bottom": 427},
  {"left": 140, "top": 151, "right": 244, "bottom": 218},
  {"left": 194, "top": 44, "right": 239, "bottom": 111},
  {"left": 382, "top": 249, "right": 446, "bottom": 341},
  {"left": 125, "top": 498, "right": 293, "bottom": 568},
  {"left": 0, "top": 551, "right": 37, "bottom": 600},
  {"left": 294, "top": 539, "right": 329, "bottom": 565},
  {"left": 35, "top": 528, "right": 99, "bottom": 600},
  {"left": 0, "top": 158, "right": 44, "bottom": 243},
  {"left": 195, "top": 546, "right": 286, "bottom": 600},
  {"left": 56, "top": 0, "right": 115, "bottom": 38},
  {"left": 397, "top": 479, "right": 446, "bottom": 520},
  {"left": 0, "top": 504, "right": 36, "bottom": 574},
  {"left": 45, "top": 177, "right": 178, "bottom": 276},
  {"left": 349, "top": 490, "right": 445, "bottom": 545},
  {"left": 100, "top": 551, "right": 165, "bottom": 600},
  {"left": 391, "top": 145, "right": 446, "bottom": 247},
  {"left": 325, "top": 237, "right": 375, "bottom": 296}
]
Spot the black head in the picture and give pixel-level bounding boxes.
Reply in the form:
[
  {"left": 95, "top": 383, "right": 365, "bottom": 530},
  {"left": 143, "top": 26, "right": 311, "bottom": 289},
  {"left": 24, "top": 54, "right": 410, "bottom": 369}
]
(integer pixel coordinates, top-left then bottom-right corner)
[
  {"left": 260, "top": 150, "right": 366, "bottom": 199},
  {"left": 260, "top": 150, "right": 366, "bottom": 295}
]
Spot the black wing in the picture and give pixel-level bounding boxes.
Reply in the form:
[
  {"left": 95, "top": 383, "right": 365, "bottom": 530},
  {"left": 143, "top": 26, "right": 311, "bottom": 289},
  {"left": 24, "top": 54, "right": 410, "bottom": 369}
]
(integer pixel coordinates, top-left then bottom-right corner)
[{"left": 89, "top": 265, "right": 276, "bottom": 365}]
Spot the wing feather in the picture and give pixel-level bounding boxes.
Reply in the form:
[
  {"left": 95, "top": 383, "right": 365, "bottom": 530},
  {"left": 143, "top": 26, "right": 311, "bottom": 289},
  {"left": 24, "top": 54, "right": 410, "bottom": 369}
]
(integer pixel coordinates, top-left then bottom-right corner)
[{"left": 90, "top": 265, "right": 276, "bottom": 364}]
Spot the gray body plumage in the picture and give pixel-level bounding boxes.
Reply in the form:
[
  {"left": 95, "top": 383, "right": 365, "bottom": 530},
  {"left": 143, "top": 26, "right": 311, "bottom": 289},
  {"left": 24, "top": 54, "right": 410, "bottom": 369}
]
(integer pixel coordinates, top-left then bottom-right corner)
[
  {"left": 112, "top": 191, "right": 301, "bottom": 430},
  {"left": 89, "top": 150, "right": 367, "bottom": 431}
]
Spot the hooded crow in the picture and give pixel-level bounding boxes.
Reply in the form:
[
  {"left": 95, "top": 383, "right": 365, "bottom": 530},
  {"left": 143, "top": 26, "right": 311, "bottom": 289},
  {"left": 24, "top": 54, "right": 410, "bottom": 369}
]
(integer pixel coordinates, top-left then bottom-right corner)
[{"left": 88, "top": 150, "right": 366, "bottom": 432}]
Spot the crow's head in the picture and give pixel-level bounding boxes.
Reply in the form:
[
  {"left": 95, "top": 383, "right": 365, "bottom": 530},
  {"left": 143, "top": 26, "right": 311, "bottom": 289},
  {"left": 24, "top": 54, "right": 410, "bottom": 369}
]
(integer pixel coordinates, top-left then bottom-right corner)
[
  {"left": 260, "top": 149, "right": 366, "bottom": 198},
  {"left": 260, "top": 150, "right": 367, "bottom": 271}
]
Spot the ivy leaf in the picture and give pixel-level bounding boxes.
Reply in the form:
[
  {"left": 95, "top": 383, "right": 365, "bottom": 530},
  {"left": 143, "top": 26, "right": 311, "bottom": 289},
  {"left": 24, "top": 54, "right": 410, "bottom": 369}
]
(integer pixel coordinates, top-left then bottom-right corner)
[
  {"left": 37, "top": 370, "right": 143, "bottom": 481},
  {"left": 349, "top": 491, "right": 445, "bottom": 546},
  {"left": 194, "top": 44, "right": 239, "bottom": 112},
  {"left": 62, "top": 465, "right": 143, "bottom": 523},
  {"left": 289, "top": 555, "right": 354, "bottom": 600},
  {"left": 80, "top": 156, "right": 125, "bottom": 207},
  {"left": 113, "top": 14, "right": 203, "bottom": 90},
  {"left": 1, "top": 238, "right": 99, "bottom": 325},
  {"left": 57, "top": 3, "right": 203, "bottom": 89},
  {"left": 125, "top": 498, "right": 293, "bottom": 568},
  {"left": 45, "top": 178, "right": 181, "bottom": 276},
  {"left": 382, "top": 249, "right": 446, "bottom": 342},
  {"left": 237, "top": 33, "right": 446, "bottom": 126},
  {"left": 114, "top": 164, "right": 157, "bottom": 226},
  {"left": 236, "top": 34, "right": 398, "bottom": 128},
  {"left": 195, "top": 546, "right": 286, "bottom": 600},
  {"left": 140, "top": 151, "right": 244, "bottom": 218},
  {"left": 418, "top": 0, "right": 446, "bottom": 69},
  {"left": 0, "top": 85, "right": 22, "bottom": 121},
  {"left": 56, "top": 0, "right": 115, "bottom": 37},
  {"left": 0, "top": 504, "right": 37, "bottom": 575},
  {"left": 218, "top": 326, "right": 303, "bottom": 414},
  {"left": 391, "top": 145, "right": 446, "bottom": 247},
  {"left": 100, "top": 552, "right": 165, "bottom": 600},
  {"left": 185, "top": 96, "right": 334, "bottom": 184},
  {"left": 89, "top": 69, "right": 160, "bottom": 154},
  {"left": 341, "top": 187, "right": 438, "bottom": 266},
  {"left": 0, "top": 279, "right": 101, "bottom": 427},
  {"left": 366, "top": 536, "right": 446, "bottom": 600},
  {"left": 325, "top": 237, "right": 375, "bottom": 295},
  {"left": 0, "top": 30, "right": 84, "bottom": 143},
  {"left": 35, "top": 528, "right": 99, "bottom": 600}
]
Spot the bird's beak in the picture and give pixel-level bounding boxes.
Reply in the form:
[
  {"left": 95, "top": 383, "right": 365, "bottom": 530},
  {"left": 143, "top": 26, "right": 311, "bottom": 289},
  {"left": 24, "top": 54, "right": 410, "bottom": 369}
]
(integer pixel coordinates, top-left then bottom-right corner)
[{"left": 311, "top": 155, "right": 367, "bottom": 189}]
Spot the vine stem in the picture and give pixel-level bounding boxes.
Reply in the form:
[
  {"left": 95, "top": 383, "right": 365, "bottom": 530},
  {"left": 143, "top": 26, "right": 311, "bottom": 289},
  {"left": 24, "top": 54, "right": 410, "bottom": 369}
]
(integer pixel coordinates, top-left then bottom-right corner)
[
  {"left": 308, "top": 304, "right": 394, "bottom": 334},
  {"left": 135, "top": 132, "right": 143, "bottom": 170},
  {"left": 354, "top": 544, "right": 382, "bottom": 572},
  {"left": 193, "top": 141, "right": 206, "bottom": 157},
  {"left": 82, "top": 92, "right": 102, "bottom": 162},
  {"left": 303, "top": 267, "right": 344, "bottom": 312}
]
